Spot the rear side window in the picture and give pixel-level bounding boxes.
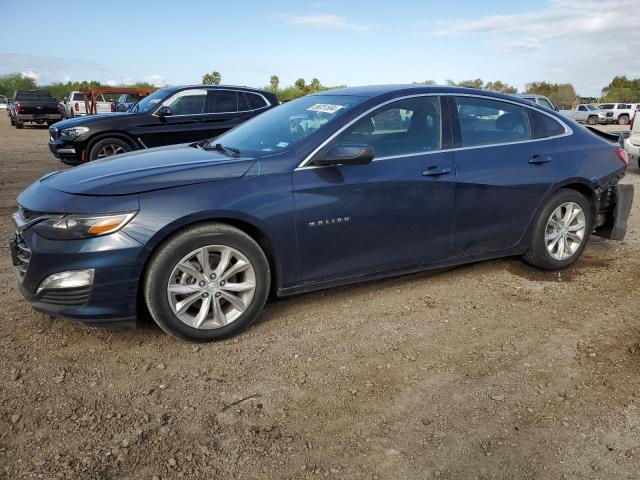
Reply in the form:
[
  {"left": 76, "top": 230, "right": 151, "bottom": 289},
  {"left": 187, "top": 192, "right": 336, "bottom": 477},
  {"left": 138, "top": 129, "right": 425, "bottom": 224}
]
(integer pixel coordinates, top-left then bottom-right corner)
[
  {"left": 527, "top": 109, "right": 566, "bottom": 139},
  {"left": 207, "top": 90, "right": 238, "bottom": 113},
  {"left": 238, "top": 92, "right": 250, "bottom": 111},
  {"left": 247, "top": 93, "right": 268, "bottom": 110},
  {"left": 454, "top": 96, "right": 529, "bottom": 147}
]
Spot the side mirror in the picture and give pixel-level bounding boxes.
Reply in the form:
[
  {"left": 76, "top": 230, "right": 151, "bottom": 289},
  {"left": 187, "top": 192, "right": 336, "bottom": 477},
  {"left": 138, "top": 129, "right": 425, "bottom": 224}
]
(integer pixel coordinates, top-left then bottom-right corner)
[
  {"left": 156, "top": 105, "right": 173, "bottom": 118},
  {"left": 313, "top": 143, "right": 374, "bottom": 166}
]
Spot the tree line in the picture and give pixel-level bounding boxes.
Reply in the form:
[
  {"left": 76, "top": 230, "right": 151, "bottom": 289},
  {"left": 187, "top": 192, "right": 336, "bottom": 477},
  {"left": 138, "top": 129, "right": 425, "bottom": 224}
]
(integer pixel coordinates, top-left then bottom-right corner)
[{"left": 2, "top": 71, "right": 640, "bottom": 109}]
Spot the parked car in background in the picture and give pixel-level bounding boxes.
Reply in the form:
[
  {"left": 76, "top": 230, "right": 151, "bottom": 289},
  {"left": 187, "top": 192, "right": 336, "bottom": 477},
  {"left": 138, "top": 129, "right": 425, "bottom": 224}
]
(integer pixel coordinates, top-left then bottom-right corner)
[
  {"left": 9, "top": 90, "right": 63, "bottom": 128},
  {"left": 596, "top": 103, "right": 636, "bottom": 125},
  {"left": 513, "top": 94, "right": 557, "bottom": 111},
  {"left": 14, "top": 85, "right": 633, "bottom": 341},
  {"left": 114, "top": 94, "right": 139, "bottom": 112},
  {"left": 64, "top": 91, "right": 113, "bottom": 117},
  {"left": 48, "top": 85, "right": 277, "bottom": 164},
  {"left": 562, "top": 104, "right": 609, "bottom": 125},
  {"left": 0, "top": 95, "right": 8, "bottom": 109},
  {"left": 624, "top": 114, "right": 640, "bottom": 167}
]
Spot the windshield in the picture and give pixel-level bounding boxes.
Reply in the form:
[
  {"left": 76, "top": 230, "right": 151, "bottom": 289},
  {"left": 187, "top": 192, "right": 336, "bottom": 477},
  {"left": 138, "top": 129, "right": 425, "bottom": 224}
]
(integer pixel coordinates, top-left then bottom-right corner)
[
  {"left": 206, "top": 95, "right": 365, "bottom": 156},
  {"left": 587, "top": 105, "right": 598, "bottom": 111},
  {"left": 131, "top": 87, "right": 173, "bottom": 114}
]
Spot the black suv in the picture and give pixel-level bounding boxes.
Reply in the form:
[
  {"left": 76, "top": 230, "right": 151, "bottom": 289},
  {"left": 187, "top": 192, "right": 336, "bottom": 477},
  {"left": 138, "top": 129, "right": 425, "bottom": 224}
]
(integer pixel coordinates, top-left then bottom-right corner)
[{"left": 48, "top": 85, "right": 277, "bottom": 164}]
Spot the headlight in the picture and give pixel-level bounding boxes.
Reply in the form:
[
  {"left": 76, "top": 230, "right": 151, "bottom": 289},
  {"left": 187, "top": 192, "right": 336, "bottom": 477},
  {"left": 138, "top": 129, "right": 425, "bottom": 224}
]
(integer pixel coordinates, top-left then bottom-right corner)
[
  {"left": 60, "top": 126, "right": 89, "bottom": 138},
  {"left": 598, "top": 112, "right": 606, "bottom": 117},
  {"left": 33, "top": 212, "right": 136, "bottom": 240}
]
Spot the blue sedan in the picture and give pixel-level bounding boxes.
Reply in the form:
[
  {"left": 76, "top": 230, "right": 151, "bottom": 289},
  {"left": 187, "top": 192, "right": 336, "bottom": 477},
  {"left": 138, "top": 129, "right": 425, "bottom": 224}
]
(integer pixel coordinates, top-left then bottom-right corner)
[{"left": 10, "top": 85, "right": 634, "bottom": 341}]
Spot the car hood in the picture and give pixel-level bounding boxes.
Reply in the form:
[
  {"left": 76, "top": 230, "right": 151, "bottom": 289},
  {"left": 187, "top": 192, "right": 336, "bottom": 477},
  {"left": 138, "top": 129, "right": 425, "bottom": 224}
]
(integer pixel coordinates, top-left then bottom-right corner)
[
  {"left": 42, "top": 144, "right": 256, "bottom": 195},
  {"left": 53, "top": 112, "right": 132, "bottom": 129}
]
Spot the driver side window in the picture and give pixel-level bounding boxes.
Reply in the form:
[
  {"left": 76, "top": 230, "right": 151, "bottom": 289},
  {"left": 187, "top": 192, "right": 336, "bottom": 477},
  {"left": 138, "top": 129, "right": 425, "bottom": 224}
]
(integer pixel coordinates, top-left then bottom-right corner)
[
  {"left": 330, "top": 96, "right": 442, "bottom": 158},
  {"left": 163, "top": 89, "right": 207, "bottom": 115}
]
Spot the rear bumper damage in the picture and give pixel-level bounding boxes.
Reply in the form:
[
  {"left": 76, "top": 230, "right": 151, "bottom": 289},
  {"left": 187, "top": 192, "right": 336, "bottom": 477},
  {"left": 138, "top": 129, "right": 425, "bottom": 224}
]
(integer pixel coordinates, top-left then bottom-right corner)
[{"left": 594, "top": 183, "right": 634, "bottom": 241}]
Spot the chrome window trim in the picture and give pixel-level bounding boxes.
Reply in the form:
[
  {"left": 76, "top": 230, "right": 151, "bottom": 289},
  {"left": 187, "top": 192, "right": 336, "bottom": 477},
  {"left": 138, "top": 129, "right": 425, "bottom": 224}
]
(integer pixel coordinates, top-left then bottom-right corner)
[
  {"left": 152, "top": 88, "right": 272, "bottom": 117},
  {"left": 295, "top": 92, "right": 573, "bottom": 171}
]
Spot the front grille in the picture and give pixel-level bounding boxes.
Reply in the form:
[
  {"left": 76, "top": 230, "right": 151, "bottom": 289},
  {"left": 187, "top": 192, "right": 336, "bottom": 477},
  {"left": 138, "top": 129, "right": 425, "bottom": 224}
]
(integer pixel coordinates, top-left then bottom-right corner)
[
  {"left": 15, "top": 233, "right": 31, "bottom": 281},
  {"left": 19, "top": 206, "right": 46, "bottom": 222},
  {"left": 39, "top": 286, "right": 91, "bottom": 306},
  {"left": 606, "top": 112, "right": 614, "bottom": 117}
]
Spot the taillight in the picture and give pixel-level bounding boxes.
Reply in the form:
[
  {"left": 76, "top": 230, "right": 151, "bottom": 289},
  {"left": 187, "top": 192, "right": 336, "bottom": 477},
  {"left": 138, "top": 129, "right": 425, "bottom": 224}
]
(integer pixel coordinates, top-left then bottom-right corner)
[
  {"left": 614, "top": 147, "right": 629, "bottom": 167},
  {"left": 111, "top": 103, "right": 115, "bottom": 112},
  {"left": 56, "top": 104, "right": 61, "bottom": 113},
  {"left": 15, "top": 103, "right": 22, "bottom": 113},
  {"left": 75, "top": 102, "right": 79, "bottom": 111},
  {"left": 630, "top": 115, "right": 635, "bottom": 130}
]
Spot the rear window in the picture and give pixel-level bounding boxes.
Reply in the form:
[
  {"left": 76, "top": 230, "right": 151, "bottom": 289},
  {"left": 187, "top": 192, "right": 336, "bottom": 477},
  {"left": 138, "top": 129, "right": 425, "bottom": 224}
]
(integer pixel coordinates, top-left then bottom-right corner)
[
  {"left": 247, "top": 93, "right": 268, "bottom": 110},
  {"left": 15, "top": 91, "right": 54, "bottom": 101},
  {"left": 538, "top": 98, "right": 554, "bottom": 110}
]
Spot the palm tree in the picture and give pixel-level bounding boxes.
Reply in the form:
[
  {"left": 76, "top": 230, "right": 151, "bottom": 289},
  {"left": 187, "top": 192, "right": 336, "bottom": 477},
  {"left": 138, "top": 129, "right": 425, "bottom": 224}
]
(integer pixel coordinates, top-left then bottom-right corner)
[
  {"left": 202, "top": 71, "right": 222, "bottom": 85},
  {"left": 270, "top": 75, "right": 280, "bottom": 90}
]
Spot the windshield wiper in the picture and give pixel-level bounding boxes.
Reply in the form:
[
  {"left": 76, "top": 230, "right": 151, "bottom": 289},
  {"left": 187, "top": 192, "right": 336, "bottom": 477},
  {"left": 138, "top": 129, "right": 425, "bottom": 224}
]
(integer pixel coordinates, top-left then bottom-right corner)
[{"left": 206, "top": 142, "right": 241, "bottom": 157}]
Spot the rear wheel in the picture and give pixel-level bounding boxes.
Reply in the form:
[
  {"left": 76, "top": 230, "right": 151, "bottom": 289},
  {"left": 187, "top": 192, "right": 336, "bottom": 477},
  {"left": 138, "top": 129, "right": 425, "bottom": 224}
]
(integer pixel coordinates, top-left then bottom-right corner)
[
  {"left": 144, "top": 223, "right": 271, "bottom": 342},
  {"left": 619, "top": 115, "right": 629, "bottom": 125},
  {"left": 88, "top": 137, "right": 131, "bottom": 161},
  {"left": 587, "top": 116, "right": 597, "bottom": 125},
  {"left": 523, "top": 189, "right": 592, "bottom": 270},
  {"left": 14, "top": 117, "right": 23, "bottom": 129}
]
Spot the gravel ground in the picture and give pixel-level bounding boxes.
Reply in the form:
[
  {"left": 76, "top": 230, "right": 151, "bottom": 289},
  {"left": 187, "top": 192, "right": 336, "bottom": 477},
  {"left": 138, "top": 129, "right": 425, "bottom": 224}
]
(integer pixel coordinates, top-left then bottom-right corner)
[{"left": 1, "top": 119, "right": 639, "bottom": 480}]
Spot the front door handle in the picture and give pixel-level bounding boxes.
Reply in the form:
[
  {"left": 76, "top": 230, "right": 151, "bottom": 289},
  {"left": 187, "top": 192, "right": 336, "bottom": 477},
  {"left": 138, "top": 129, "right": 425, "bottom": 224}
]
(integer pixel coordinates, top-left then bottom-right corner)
[
  {"left": 422, "top": 166, "right": 452, "bottom": 177},
  {"left": 529, "top": 155, "right": 552, "bottom": 164}
]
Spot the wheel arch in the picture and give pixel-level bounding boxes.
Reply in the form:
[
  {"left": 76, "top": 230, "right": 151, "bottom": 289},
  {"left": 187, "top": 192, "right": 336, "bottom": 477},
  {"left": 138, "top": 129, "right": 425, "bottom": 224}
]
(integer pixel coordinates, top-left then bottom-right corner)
[
  {"left": 136, "top": 214, "right": 283, "bottom": 319},
  {"left": 85, "top": 131, "right": 142, "bottom": 158}
]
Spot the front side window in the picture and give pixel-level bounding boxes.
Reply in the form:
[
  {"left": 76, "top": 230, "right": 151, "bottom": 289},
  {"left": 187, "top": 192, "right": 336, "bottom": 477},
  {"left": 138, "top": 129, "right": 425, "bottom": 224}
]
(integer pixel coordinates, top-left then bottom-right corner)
[
  {"left": 207, "top": 90, "right": 238, "bottom": 113},
  {"left": 329, "top": 96, "right": 442, "bottom": 158},
  {"left": 578, "top": 105, "right": 587, "bottom": 111},
  {"left": 538, "top": 98, "right": 554, "bottom": 109},
  {"left": 208, "top": 94, "right": 364, "bottom": 157},
  {"left": 454, "top": 96, "right": 530, "bottom": 147},
  {"left": 599, "top": 104, "right": 614, "bottom": 110},
  {"left": 163, "top": 89, "right": 207, "bottom": 115}
]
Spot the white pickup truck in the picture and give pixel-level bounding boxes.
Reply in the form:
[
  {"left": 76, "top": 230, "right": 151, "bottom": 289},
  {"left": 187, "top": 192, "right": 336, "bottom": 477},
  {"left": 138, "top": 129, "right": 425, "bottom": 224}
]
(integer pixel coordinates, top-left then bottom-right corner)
[
  {"left": 561, "top": 104, "right": 609, "bottom": 125},
  {"left": 64, "top": 91, "right": 113, "bottom": 117},
  {"left": 596, "top": 103, "right": 636, "bottom": 125}
]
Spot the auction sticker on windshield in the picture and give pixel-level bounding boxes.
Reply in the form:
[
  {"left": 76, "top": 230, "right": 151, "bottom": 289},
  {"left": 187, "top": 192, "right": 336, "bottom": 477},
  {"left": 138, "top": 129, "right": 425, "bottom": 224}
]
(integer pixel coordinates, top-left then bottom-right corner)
[{"left": 307, "top": 104, "right": 345, "bottom": 114}]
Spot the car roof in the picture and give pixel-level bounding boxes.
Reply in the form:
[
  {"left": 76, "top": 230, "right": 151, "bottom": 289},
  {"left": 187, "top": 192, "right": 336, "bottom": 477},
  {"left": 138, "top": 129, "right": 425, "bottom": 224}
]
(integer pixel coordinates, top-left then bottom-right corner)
[
  {"left": 170, "top": 84, "right": 273, "bottom": 95},
  {"left": 314, "top": 84, "right": 537, "bottom": 106}
]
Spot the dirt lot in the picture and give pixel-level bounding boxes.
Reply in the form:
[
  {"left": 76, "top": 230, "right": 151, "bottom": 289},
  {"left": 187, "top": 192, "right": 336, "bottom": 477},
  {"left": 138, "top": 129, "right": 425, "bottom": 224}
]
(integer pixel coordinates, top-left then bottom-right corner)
[{"left": 1, "top": 119, "right": 639, "bottom": 480}]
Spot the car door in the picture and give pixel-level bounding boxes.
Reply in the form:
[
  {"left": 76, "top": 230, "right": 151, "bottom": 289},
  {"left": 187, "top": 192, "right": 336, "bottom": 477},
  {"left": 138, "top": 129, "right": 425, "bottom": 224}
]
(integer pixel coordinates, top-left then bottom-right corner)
[
  {"left": 293, "top": 95, "right": 456, "bottom": 282},
  {"left": 140, "top": 88, "right": 211, "bottom": 147},
  {"left": 202, "top": 90, "right": 252, "bottom": 140},
  {"left": 450, "top": 95, "right": 562, "bottom": 256},
  {"left": 575, "top": 105, "right": 588, "bottom": 122}
]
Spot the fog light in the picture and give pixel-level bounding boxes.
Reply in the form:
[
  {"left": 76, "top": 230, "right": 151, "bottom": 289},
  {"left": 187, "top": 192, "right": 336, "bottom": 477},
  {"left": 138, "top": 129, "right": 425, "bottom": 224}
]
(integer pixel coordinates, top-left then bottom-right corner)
[{"left": 36, "top": 269, "right": 94, "bottom": 294}]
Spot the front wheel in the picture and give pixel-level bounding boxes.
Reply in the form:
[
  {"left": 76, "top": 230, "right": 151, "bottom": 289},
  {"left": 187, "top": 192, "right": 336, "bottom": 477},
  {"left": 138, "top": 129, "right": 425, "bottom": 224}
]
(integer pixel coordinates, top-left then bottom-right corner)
[
  {"left": 587, "top": 116, "right": 597, "bottom": 125},
  {"left": 619, "top": 115, "right": 629, "bottom": 126},
  {"left": 88, "top": 137, "right": 131, "bottom": 161},
  {"left": 523, "top": 189, "right": 592, "bottom": 270},
  {"left": 144, "top": 223, "right": 271, "bottom": 342}
]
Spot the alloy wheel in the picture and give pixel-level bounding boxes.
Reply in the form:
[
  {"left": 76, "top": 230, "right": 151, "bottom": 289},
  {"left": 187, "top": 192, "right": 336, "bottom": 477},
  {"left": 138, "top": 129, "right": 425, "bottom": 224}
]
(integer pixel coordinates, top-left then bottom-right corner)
[
  {"left": 96, "top": 144, "right": 126, "bottom": 158},
  {"left": 166, "top": 245, "right": 256, "bottom": 329},
  {"left": 544, "top": 202, "right": 586, "bottom": 261}
]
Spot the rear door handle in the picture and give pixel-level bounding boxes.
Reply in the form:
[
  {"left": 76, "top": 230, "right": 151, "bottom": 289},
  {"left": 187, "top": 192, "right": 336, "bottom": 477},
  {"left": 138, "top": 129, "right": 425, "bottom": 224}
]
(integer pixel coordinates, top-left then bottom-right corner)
[
  {"left": 529, "top": 155, "right": 552, "bottom": 164},
  {"left": 422, "top": 167, "right": 452, "bottom": 177}
]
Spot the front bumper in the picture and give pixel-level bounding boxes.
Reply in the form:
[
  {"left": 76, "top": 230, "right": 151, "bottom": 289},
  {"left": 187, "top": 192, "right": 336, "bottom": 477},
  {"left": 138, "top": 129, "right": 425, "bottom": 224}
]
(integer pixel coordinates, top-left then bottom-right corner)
[
  {"left": 10, "top": 223, "right": 147, "bottom": 327},
  {"left": 624, "top": 138, "right": 640, "bottom": 158},
  {"left": 48, "top": 137, "right": 85, "bottom": 164}
]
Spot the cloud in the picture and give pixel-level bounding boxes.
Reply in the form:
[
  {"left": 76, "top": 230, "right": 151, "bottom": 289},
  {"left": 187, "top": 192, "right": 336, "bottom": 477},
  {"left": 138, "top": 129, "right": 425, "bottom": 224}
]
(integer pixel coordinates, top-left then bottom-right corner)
[
  {"left": 20, "top": 70, "right": 40, "bottom": 80},
  {"left": 144, "top": 74, "right": 167, "bottom": 87},
  {"left": 422, "top": 0, "right": 640, "bottom": 96},
  {"left": 277, "top": 13, "right": 371, "bottom": 33}
]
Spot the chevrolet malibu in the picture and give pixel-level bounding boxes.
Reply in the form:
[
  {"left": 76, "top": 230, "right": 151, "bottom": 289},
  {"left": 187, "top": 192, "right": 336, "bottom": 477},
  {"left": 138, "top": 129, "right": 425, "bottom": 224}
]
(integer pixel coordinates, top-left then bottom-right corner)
[{"left": 11, "top": 85, "right": 634, "bottom": 341}]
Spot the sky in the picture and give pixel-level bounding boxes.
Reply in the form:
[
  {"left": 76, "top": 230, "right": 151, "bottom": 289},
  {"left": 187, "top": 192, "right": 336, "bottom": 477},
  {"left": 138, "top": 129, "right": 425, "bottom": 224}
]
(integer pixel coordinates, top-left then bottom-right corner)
[{"left": 1, "top": 0, "right": 638, "bottom": 97}]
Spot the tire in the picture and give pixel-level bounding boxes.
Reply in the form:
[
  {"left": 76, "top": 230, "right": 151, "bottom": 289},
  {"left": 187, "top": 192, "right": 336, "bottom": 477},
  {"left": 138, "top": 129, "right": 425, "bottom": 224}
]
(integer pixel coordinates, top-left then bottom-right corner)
[
  {"left": 88, "top": 137, "right": 131, "bottom": 161},
  {"left": 523, "top": 189, "right": 592, "bottom": 270},
  {"left": 619, "top": 115, "right": 629, "bottom": 126},
  {"left": 15, "top": 118, "right": 23, "bottom": 129},
  {"left": 144, "top": 223, "right": 271, "bottom": 342},
  {"left": 587, "top": 116, "right": 597, "bottom": 125}
]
